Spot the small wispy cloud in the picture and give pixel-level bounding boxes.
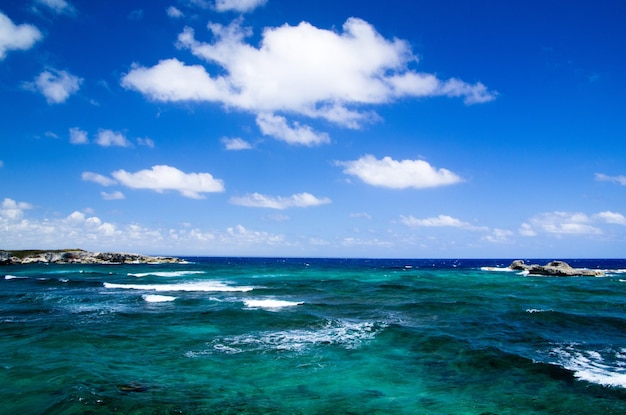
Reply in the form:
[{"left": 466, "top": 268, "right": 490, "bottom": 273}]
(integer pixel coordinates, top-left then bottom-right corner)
[
  {"left": 595, "top": 173, "right": 626, "bottom": 186},
  {"left": 34, "top": 0, "right": 76, "bottom": 16},
  {"left": 82, "top": 171, "right": 117, "bottom": 186},
  {"left": 214, "top": 0, "right": 267, "bottom": 13},
  {"left": 222, "top": 137, "right": 253, "bottom": 150},
  {"left": 101, "top": 191, "right": 125, "bottom": 200},
  {"left": 230, "top": 192, "right": 331, "bottom": 209},
  {"left": 96, "top": 129, "right": 132, "bottom": 147},
  {"left": 69, "top": 127, "right": 88, "bottom": 144},
  {"left": 401, "top": 214, "right": 487, "bottom": 231}
]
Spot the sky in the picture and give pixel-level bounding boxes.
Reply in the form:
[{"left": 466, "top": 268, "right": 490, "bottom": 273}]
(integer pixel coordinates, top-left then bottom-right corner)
[{"left": 1, "top": 0, "right": 625, "bottom": 258}]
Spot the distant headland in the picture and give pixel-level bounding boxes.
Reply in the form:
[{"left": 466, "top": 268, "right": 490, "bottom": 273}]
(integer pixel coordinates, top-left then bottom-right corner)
[{"left": 0, "top": 249, "right": 183, "bottom": 265}]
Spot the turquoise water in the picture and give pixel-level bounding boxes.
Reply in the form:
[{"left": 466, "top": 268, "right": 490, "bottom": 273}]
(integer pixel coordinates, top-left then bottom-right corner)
[{"left": 2, "top": 258, "right": 626, "bottom": 414}]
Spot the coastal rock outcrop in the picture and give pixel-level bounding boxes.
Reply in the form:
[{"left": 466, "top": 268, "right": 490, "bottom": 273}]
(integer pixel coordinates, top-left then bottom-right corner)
[
  {"left": 0, "top": 249, "right": 183, "bottom": 265},
  {"left": 508, "top": 260, "right": 604, "bottom": 276}
]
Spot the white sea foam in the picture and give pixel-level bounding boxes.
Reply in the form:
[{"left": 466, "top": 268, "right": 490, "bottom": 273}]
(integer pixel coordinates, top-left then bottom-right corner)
[
  {"left": 128, "top": 271, "right": 205, "bottom": 278},
  {"left": 104, "top": 281, "right": 253, "bottom": 292},
  {"left": 200, "top": 320, "right": 386, "bottom": 355},
  {"left": 243, "top": 299, "right": 303, "bottom": 309},
  {"left": 480, "top": 266, "right": 514, "bottom": 272},
  {"left": 4, "top": 275, "right": 27, "bottom": 280},
  {"left": 526, "top": 308, "right": 552, "bottom": 313},
  {"left": 552, "top": 345, "right": 626, "bottom": 388},
  {"left": 143, "top": 294, "right": 177, "bottom": 303}
]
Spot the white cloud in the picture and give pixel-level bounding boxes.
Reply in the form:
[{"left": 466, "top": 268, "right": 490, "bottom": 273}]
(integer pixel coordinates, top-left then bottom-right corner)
[
  {"left": 222, "top": 137, "right": 253, "bottom": 150},
  {"left": 519, "top": 223, "right": 537, "bottom": 237},
  {"left": 1, "top": 198, "right": 32, "bottom": 220},
  {"left": 256, "top": 113, "right": 330, "bottom": 146},
  {"left": 121, "top": 58, "right": 228, "bottom": 102},
  {"left": 69, "top": 127, "right": 88, "bottom": 144},
  {"left": 482, "top": 228, "right": 514, "bottom": 243},
  {"left": 137, "top": 137, "right": 155, "bottom": 148},
  {"left": 82, "top": 171, "right": 117, "bottom": 186},
  {"left": 0, "top": 197, "right": 293, "bottom": 254},
  {"left": 25, "top": 69, "right": 82, "bottom": 104},
  {"left": 111, "top": 165, "right": 225, "bottom": 199},
  {"left": 401, "top": 214, "right": 470, "bottom": 228},
  {"left": 0, "top": 12, "right": 42, "bottom": 60},
  {"left": 96, "top": 130, "right": 132, "bottom": 147},
  {"left": 401, "top": 214, "right": 487, "bottom": 231},
  {"left": 595, "top": 173, "right": 626, "bottom": 186},
  {"left": 101, "top": 191, "right": 125, "bottom": 200},
  {"left": 522, "top": 212, "right": 602, "bottom": 236},
  {"left": 230, "top": 192, "right": 331, "bottom": 209},
  {"left": 225, "top": 224, "right": 284, "bottom": 245},
  {"left": 122, "top": 17, "right": 496, "bottom": 132},
  {"left": 338, "top": 155, "right": 462, "bottom": 189},
  {"left": 34, "top": 0, "right": 76, "bottom": 15},
  {"left": 350, "top": 212, "right": 372, "bottom": 220},
  {"left": 594, "top": 211, "right": 626, "bottom": 225},
  {"left": 166, "top": 6, "right": 184, "bottom": 18},
  {"left": 214, "top": 0, "right": 267, "bottom": 13}
]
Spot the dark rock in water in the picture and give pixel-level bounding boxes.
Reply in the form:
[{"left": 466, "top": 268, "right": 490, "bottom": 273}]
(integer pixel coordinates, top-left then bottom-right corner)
[
  {"left": 508, "top": 260, "right": 604, "bottom": 277},
  {"left": 117, "top": 383, "right": 149, "bottom": 393}
]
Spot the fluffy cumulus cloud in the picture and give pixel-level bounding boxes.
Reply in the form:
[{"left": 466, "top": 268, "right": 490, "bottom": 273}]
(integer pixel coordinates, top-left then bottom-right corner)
[
  {"left": 0, "top": 196, "right": 289, "bottom": 254},
  {"left": 1, "top": 198, "right": 32, "bottom": 220},
  {"left": 0, "top": 12, "right": 42, "bottom": 59},
  {"left": 121, "top": 17, "right": 496, "bottom": 143},
  {"left": 595, "top": 173, "right": 626, "bottom": 186},
  {"left": 230, "top": 192, "right": 331, "bottom": 209},
  {"left": 111, "top": 165, "right": 225, "bottom": 199},
  {"left": 337, "top": 155, "right": 462, "bottom": 189},
  {"left": 25, "top": 69, "right": 82, "bottom": 104},
  {"left": 214, "top": 0, "right": 267, "bottom": 13}
]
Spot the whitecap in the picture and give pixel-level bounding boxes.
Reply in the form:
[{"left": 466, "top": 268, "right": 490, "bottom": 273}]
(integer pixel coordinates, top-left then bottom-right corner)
[
  {"left": 142, "top": 294, "right": 177, "bottom": 303},
  {"left": 551, "top": 345, "right": 626, "bottom": 388},
  {"left": 4, "top": 275, "right": 27, "bottom": 280},
  {"left": 205, "top": 320, "right": 387, "bottom": 354},
  {"left": 244, "top": 299, "right": 303, "bottom": 309},
  {"left": 480, "top": 266, "right": 514, "bottom": 272},
  {"left": 128, "top": 271, "right": 205, "bottom": 278},
  {"left": 104, "top": 281, "right": 253, "bottom": 292},
  {"left": 526, "top": 308, "right": 552, "bottom": 313}
]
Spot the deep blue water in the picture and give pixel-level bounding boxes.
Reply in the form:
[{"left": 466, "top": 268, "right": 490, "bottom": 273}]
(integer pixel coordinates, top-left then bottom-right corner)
[{"left": 2, "top": 258, "right": 626, "bottom": 414}]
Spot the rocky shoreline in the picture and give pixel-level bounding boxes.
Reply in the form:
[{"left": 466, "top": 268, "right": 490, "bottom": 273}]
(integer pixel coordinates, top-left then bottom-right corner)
[
  {"left": 508, "top": 260, "right": 604, "bottom": 276},
  {"left": 0, "top": 249, "right": 183, "bottom": 265}
]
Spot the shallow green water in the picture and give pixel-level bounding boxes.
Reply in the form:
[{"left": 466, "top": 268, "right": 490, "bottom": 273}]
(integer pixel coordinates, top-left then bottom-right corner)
[{"left": 2, "top": 258, "right": 626, "bottom": 414}]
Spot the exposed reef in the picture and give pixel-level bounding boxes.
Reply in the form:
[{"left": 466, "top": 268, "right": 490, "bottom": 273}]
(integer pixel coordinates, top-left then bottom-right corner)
[
  {"left": 509, "top": 260, "right": 604, "bottom": 276},
  {"left": 0, "top": 249, "right": 183, "bottom": 265}
]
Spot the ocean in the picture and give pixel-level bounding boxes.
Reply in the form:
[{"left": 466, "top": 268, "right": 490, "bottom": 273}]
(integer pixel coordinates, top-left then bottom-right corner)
[{"left": 2, "top": 257, "right": 626, "bottom": 414}]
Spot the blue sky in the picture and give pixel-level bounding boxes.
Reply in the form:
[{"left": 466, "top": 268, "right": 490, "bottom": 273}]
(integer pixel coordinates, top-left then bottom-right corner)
[{"left": 1, "top": 0, "right": 625, "bottom": 258}]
